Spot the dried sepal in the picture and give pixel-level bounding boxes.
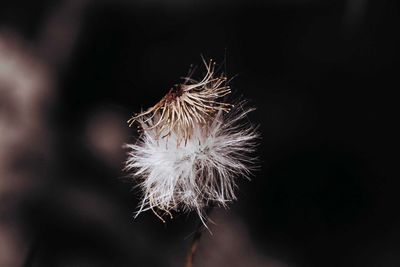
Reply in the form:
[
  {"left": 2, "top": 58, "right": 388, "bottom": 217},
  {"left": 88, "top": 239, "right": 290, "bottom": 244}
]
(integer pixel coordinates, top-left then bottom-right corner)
[{"left": 127, "top": 59, "right": 232, "bottom": 144}]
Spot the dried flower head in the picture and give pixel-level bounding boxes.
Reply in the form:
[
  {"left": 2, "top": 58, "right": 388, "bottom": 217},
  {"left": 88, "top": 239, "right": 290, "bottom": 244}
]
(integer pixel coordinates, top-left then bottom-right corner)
[
  {"left": 125, "top": 59, "right": 258, "bottom": 223},
  {"left": 127, "top": 59, "right": 232, "bottom": 144}
]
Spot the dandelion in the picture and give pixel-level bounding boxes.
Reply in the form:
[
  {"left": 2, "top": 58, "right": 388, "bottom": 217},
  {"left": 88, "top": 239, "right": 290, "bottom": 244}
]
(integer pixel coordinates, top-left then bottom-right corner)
[{"left": 125, "top": 59, "right": 258, "bottom": 224}]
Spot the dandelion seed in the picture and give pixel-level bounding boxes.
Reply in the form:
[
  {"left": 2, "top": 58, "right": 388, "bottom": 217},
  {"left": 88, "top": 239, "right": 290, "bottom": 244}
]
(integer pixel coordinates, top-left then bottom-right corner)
[{"left": 125, "top": 59, "right": 259, "bottom": 223}]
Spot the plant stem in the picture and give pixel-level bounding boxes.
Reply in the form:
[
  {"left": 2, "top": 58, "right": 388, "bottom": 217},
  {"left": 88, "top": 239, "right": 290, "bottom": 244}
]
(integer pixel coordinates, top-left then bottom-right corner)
[{"left": 184, "top": 206, "right": 213, "bottom": 267}]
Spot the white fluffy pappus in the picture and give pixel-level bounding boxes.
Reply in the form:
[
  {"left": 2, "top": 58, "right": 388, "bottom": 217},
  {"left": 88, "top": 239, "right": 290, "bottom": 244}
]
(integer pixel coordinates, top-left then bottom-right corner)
[{"left": 125, "top": 60, "right": 259, "bottom": 223}]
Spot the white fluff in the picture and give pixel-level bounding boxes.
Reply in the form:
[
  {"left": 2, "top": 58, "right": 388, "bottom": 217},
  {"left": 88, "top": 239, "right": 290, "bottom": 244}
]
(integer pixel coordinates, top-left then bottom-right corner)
[{"left": 125, "top": 103, "right": 258, "bottom": 222}]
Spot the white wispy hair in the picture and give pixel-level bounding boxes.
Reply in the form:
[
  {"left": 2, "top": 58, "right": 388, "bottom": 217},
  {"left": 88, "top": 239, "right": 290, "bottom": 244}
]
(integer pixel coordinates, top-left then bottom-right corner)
[{"left": 125, "top": 60, "right": 259, "bottom": 222}]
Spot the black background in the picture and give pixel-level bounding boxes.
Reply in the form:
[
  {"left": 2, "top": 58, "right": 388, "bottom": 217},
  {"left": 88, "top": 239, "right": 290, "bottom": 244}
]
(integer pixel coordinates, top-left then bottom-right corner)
[{"left": 1, "top": 0, "right": 399, "bottom": 266}]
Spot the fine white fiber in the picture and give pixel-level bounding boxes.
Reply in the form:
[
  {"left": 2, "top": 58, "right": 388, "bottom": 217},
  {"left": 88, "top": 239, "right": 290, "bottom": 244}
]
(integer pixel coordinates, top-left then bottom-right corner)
[{"left": 125, "top": 60, "right": 259, "bottom": 223}]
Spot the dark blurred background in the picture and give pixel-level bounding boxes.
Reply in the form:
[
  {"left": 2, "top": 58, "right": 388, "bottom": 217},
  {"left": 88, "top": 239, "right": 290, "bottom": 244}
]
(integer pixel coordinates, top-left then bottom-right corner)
[{"left": 1, "top": 0, "right": 399, "bottom": 266}]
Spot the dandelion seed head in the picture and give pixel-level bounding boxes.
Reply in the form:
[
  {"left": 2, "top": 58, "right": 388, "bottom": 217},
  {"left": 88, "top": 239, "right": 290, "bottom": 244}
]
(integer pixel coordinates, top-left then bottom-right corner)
[{"left": 125, "top": 59, "right": 259, "bottom": 222}]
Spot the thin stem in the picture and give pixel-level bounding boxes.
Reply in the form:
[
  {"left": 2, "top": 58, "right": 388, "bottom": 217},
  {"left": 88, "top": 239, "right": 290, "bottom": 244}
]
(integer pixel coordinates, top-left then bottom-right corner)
[{"left": 184, "top": 206, "right": 214, "bottom": 267}]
